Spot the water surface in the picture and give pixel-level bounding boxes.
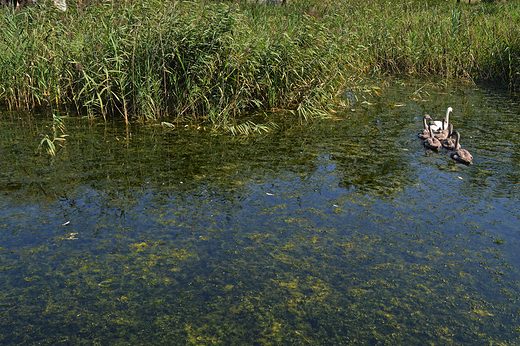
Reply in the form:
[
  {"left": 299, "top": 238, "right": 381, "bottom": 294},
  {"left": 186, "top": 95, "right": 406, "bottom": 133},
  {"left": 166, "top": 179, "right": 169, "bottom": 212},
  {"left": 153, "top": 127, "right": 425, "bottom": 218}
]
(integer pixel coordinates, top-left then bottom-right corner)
[{"left": 1, "top": 80, "right": 520, "bottom": 345}]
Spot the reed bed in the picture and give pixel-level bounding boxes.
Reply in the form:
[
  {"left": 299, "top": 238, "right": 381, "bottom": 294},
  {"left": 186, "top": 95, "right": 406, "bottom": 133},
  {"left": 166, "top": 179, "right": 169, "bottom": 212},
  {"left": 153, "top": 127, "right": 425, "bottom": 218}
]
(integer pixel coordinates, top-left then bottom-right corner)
[{"left": 0, "top": 0, "right": 519, "bottom": 127}]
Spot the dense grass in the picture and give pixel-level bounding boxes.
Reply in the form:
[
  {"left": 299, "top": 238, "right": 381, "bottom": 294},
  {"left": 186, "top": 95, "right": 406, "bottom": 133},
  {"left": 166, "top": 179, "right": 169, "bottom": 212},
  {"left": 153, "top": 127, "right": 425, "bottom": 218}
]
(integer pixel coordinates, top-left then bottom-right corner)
[{"left": 0, "top": 0, "right": 519, "bottom": 127}]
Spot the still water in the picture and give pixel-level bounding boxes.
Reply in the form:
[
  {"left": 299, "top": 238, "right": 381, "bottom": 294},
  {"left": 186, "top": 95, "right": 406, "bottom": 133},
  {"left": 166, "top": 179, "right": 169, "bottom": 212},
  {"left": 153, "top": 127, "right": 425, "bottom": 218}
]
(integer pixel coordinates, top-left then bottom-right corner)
[{"left": 1, "top": 80, "right": 520, "bottom": 345}]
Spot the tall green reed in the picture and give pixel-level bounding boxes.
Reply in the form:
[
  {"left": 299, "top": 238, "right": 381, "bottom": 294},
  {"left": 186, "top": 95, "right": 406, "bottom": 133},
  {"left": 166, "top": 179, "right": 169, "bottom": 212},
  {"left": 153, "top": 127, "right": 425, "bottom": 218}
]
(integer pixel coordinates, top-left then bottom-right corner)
[{"left": 0, "top": 0, "right": 519, "bottom": 128}]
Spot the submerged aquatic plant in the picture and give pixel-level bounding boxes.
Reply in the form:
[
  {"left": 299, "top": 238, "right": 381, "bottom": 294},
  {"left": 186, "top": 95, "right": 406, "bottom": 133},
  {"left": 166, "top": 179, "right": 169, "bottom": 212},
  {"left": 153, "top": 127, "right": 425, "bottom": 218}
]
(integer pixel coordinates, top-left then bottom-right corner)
[
  {"left": 38, "top": 114, "right": 68, "bottom": 156},
  {"left": 222, "top": 119, "right": 279, "bottom": 135}
]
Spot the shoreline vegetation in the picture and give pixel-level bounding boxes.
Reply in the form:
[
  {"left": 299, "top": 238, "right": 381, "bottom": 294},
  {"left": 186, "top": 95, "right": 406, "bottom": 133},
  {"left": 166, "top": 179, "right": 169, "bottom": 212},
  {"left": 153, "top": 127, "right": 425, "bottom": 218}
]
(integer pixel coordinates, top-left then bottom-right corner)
[{"left": 0, "top": 0, "right": 519, "bottom": 131}]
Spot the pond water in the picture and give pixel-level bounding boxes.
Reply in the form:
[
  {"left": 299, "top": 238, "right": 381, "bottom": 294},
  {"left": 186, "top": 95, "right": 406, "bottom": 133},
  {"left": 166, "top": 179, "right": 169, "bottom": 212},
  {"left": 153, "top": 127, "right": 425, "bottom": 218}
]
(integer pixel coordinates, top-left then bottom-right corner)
[{"left": 1, "top": 80, "right": 520, "bottom": 345}]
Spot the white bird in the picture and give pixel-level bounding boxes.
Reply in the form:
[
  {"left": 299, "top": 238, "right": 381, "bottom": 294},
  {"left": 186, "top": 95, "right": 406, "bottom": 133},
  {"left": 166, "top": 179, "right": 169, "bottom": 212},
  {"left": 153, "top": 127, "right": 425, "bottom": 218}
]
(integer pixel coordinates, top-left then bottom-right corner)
[{"left": 431, "top": 107, "right": 453, "bottom": 132}]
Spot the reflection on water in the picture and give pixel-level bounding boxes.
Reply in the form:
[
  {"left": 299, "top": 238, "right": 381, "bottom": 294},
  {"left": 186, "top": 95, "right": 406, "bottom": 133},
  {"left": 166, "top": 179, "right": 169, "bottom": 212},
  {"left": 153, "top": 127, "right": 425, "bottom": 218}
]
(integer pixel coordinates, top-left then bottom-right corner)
[{"left": 1, "top": 81, "right": 520, "bottom": 344}]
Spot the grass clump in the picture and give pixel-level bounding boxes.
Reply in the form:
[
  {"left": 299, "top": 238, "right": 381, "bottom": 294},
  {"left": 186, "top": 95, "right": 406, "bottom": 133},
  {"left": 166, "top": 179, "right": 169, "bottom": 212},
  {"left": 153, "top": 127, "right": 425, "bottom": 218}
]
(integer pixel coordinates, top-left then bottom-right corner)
[
  {"left": 0, "top": 0, "right": 519, "bottom": 128},
  {"left": 0, "top": 0, "right": 345, "bottom": 129}
]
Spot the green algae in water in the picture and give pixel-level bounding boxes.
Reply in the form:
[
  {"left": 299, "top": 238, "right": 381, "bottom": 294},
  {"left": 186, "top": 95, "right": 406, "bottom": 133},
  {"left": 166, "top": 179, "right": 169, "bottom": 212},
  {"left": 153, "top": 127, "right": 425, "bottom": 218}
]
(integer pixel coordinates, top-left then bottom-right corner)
[{"left": 1, "top": 81, "right": 520, "bottom": 344}]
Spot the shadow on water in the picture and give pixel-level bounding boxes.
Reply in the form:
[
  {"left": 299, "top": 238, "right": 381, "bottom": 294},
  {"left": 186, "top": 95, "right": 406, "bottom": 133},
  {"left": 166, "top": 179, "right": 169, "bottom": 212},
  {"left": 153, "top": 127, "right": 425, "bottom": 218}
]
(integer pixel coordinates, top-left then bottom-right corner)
[{"left": 1, "top": 80, "right": 520, "bottom": 344}]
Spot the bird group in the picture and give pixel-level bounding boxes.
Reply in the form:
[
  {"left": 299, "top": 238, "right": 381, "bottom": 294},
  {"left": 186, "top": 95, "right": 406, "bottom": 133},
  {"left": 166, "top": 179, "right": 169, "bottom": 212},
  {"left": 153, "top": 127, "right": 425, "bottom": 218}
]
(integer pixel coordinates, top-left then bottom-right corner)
[{"left": 417, "top": 107, "right": 473, "bottom": 164}]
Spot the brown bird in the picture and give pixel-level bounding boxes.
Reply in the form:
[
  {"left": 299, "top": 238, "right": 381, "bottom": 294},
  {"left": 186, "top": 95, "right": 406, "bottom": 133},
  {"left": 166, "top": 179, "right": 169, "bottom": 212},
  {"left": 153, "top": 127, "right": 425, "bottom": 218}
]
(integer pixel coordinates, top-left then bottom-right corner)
[
  {"left": 424, "top": 123, "right": 442, "bottom": 150},
  {"left": 434, "top": 118, "right": 451, "bottom": 140},
  {"left": 418, "top": 114, "right": 432, "bottom": 140},
  {"left": 440, "top": 124, "right": 456, "bottom": 150},
  {"left": 449, "top": 131, "right": 473, "bottom": 164}
]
